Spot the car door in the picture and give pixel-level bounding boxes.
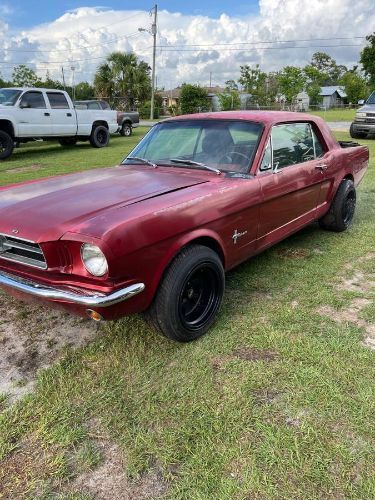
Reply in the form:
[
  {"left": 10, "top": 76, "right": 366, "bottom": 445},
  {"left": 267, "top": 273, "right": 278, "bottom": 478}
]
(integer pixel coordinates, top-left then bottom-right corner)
[
  {"left": 16, "top": 91, "right": 51, "bottom": 136},
  {"left": 256, "top": 122, "right": 328, "bottom": 249},
  {"left": 46, "top": 92, "right": 77, "bottom": 136}
]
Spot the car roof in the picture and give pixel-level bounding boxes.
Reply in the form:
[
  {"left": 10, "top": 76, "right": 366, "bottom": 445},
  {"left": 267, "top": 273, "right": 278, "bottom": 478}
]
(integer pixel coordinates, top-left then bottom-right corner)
[{"left": 165, "top": 110, "right": 322, "bottom": 126}]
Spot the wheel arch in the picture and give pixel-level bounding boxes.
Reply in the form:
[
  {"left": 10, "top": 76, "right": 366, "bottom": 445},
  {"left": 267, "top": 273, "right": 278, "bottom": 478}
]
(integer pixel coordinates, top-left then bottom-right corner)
[
  {"left": 91, "top": 120, "right": 109, "bottom": 131},
  {"left": 147, "top": 230, "right": 227, "bottom": 304},
  {"left": 0, "top": 120, "right": 15, "bottom": 138}
]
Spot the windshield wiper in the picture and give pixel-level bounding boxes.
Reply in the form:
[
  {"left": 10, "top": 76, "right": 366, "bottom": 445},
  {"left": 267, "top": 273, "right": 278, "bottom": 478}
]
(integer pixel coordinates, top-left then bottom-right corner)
[
  {"left": 124, "top": 156, "right": 157, "bottom": 168},
  {"left": 169, "top": 158, "right": 221, "bottom": 175}
]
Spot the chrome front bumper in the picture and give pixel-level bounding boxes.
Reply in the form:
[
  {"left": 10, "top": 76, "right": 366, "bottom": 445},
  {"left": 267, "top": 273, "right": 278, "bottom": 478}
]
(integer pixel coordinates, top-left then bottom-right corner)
[{"left": 0, "top": 271, "right": 145, "bottom": 307}]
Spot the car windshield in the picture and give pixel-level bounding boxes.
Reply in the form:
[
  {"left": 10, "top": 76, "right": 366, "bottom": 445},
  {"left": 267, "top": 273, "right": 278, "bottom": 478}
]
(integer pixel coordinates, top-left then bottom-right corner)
[
  {"left": 0, "top": 89, "right": 21, "bottom": 106},
  {"left": 123, "top": 119, "right": 263, "bottom": 173},
  {"left": 366, "top": 91, "right": 375, "bottom": 105}
]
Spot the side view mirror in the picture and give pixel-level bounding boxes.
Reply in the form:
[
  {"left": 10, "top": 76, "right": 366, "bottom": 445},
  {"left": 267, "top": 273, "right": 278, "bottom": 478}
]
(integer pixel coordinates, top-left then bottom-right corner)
[
  {"left": 19, "top": 100, "right": 30, "bottom": 109},
  {"left": 357, "top": 99, "right": 365, "bottom": 105}
]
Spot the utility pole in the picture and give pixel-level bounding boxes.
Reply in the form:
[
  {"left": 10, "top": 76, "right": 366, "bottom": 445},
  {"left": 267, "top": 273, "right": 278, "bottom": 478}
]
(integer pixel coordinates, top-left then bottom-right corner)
[
  {"left": 71, "top": 65, "right": 76, "bottom": 100},
  {"left": 209, "top": 72, "right": 212, "bottom": 88},
  {"left": 61, "top": 66, "right": 66, "bottom": 91},
  {"left": 150, "top": 4, "right": 157, "bottom": 120}
]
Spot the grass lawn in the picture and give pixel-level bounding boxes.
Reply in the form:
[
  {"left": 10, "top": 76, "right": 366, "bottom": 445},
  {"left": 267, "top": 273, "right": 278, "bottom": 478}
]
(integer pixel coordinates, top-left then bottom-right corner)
[
  {"left": 0, "top": 127, "right": 148, "bottom": 186},
  {"left": 0, "top": 132, "right": 374, "bottom": 498},
  {"left": 308, "top": 108, "right": 356, "bottom": 122}
]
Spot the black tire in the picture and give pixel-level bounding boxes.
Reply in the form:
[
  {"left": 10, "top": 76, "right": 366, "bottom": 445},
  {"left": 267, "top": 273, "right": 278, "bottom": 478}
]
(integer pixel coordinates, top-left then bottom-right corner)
[
  {"left": 0, "top": 130, "right": 14, "bottom": 160},
  {"left": 350, "top": 123, "right": 367, "bottom": 140},
  {"left": 120, "top": 122, "right": 132, "bottom": 137},
  {"left": 319, "top": 179, "right": 356, "bottom": 232},
  {"left": 144, "top": 245, "right": 225, "bottom": 342},
  {"left": 90, "top": 125, "right": 109, "bottom": 148},
  {"left": 59, "top": 137, "right": 77, "bottom": 147}
]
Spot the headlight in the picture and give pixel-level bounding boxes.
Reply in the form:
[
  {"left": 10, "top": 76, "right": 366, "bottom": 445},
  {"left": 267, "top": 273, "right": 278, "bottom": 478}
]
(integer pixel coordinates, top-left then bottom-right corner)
[
  {"left": 356, "top": 112, "right": 366, "bottom": 118},
  {"left": 81, "top": 244, "right": 108, "bottom": 277}
]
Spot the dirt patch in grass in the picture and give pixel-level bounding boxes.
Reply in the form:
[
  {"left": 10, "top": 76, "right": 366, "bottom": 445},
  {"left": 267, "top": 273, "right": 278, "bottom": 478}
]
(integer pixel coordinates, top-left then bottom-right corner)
[
  {"left": 319, "top": 253, "right": 375, "bottom": 350},
  {"left": 277, "top": 248, "right": 311, "bottom": 259},
  {"left": 0, "top": 435, "right": 56, "bottom": 498},
  {"left": 233, "top": 347, "right": 278, "bottom": 362},
  {"left": 0, "top": 292, "right": 98, "bottom": 404},
  {"left": 4, "top": 164, "right": 42, "bottom": 174},
  {"left": 67, "top": 421, "right": 168, "bottom": 499}
]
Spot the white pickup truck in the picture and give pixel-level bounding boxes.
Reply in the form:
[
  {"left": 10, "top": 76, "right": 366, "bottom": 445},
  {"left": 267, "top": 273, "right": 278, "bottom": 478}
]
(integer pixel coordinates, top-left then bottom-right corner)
[{"left": 0, "top": 87, "right": 119, "bottom": 159}]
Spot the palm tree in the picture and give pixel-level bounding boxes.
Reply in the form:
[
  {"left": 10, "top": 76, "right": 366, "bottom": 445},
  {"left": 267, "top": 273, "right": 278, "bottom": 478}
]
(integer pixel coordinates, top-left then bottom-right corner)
[{"left": 94, "top": 52, "right": 151, "bottom": 109}]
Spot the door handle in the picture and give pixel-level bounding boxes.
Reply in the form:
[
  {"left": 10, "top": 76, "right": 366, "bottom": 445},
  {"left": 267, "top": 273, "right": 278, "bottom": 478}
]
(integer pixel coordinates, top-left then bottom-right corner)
[
  {"left": 67, "top": 113, "right": 72, "bottom": 117},
  {"left": 44, "top": 112, "right": 50, "bottom": 116},
  {"left": 315, "top": 164, "right": 328, "bottom": 171}
]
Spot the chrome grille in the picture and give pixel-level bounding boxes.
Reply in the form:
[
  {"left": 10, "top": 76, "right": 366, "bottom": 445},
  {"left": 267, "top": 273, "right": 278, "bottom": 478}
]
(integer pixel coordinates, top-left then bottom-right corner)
[{"left": 0, "top": 234, "right": 47, "bottom": 269}]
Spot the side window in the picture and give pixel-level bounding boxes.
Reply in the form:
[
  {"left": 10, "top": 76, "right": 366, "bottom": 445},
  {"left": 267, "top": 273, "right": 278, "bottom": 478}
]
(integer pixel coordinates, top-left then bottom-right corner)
[
  {"left": 311, "top": 127, "right": 325, "bottom": 158},
  {"left": 259, "top": 138, "right": 272, "bottom": 171},
  {"left": 87, "top": 102, "right": 101, "bottom": 110},
  {"left": 271, "top": 123, "right": 314, "bottom": 169},
  {"left": 20, "top": 91, "right": 46, "bottom": 109},
  {"left": 47, "top": 92, "right": 70, "bottom": 109},
  {"left": 100, "top": 101, "right": 110, "bottom": 110}
]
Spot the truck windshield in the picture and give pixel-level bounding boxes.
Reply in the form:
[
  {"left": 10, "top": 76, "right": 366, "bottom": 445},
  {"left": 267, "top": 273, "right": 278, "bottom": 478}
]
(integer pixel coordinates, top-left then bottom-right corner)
[
  {"left": 123, "top": 119, "right": 263, "bottom": 174},
  {"left": 0, "top": 89, "right": 22, "bottom": 106},
  {"left": 366, "top": 92, "right": 375, "bottom": 104}
]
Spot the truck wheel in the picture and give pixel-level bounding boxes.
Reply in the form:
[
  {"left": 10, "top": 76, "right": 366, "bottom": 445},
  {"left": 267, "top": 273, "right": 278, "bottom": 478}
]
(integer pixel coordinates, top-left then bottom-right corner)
[
  {"left": 0, "top": 130, "right": 14, "bottom": 160},
  {"left": 90, "top": 125, "right": 109, "bottom": 148},
  {"left": 319, "top": 179, "right": 356, "bottom": 232},
  {"left": 350, "top": 123, "right": 367, "bottom": 139},
  {"left": 144, "top": 245, "right": 225, "bottom": 342},
  {"left": 59, "top": 138, "right": 77, "bottom": 146},
  {"left": 120, "top": 123, "right": 132, "bottom": 137}
]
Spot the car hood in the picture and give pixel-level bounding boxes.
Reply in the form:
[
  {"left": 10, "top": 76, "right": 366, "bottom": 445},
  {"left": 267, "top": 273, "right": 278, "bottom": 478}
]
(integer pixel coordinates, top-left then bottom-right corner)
[
  {"left": 0, "top": 166, "right": 208, "bottom": 242},
  {"left": 358, "top": 104, "right": 375, "bottom": 113}
]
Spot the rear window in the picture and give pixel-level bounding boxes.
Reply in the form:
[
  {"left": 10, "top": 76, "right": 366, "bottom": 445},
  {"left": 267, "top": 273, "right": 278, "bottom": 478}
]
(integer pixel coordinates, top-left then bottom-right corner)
[{"left": 47, "top": 92, "right": 70, "bottom": 109}]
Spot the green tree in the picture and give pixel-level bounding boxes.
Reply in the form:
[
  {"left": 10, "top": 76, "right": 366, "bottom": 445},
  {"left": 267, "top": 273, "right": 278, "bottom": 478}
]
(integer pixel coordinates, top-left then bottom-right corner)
[
  {"left": 360, "top": 32, "right": 375, "bottom": 88},
  {"left": 94, "top": 52, "right": 151, "bottom": 108},
  {"left": 225, "top": 79, "right": 238, "bottom": 91},
  {"left": 278, "top": 66, "right": 306, "bottom": 104},
  {"left": 340, "top": 70, "right": 369, "bottom": 104},
  {"left": 238, "top": 64, "right": 268, "bottom": 104},
  {"left": 12, "top": 65, "right": 41, "bottom": 87},
  {"left": 74, "top": 82, "right": 94, "bottom": 100},
  {"left": 180, "top": 84, "right": 210, "bottom": 114},
  {"left": 218, "top": 90, "right": 241, "bottom": 110},
  {"left": 310, "top": 52, "right": 347, "bottom": 85}
]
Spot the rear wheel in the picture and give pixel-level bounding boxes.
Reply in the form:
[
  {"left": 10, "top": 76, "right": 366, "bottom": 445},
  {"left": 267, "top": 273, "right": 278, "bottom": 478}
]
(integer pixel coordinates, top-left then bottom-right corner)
[
  {"left": 319, "top": 179, "right": 356, "bottom": 232},
  {"left": 0, "top": 130, "right": 14, "bottom": 160},
  {"left": 59, "top": 137, "right": 77, "bottom": 147},
  {"left": 350, "top": 123, "right": 367, "bottom": 139},
  {"left": 90, "top": 125, "right": 109, "bottom": 148},
  {"left": 120, "top": 122, "right": 132, "bottom": 137},
  {"left": 144, "top": 245, "right": 225, "bottom": 342}
]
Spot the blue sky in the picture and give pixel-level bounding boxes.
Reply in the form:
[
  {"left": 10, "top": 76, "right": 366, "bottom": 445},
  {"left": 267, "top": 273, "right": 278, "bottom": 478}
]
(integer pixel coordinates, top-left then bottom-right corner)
[{"left": 4, "top": 1, "right": 260, "bottom": 29}]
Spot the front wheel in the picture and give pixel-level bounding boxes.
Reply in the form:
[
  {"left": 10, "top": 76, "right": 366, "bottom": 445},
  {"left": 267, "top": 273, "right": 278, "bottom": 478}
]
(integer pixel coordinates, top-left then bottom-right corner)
[
  {"left": 90, "top": 125, "right": 109, "bottom": 148},
  {"left": 350, "top": 123, "right": 367, "bottom": 139},
  {"left": 120, "top": 123, "right": 132, "bottom": 137},
  {"left": 144, "top": 245, "right": 225, "bottom": 342},
  {"left": 319, "top": 179, "right": 356, "bottom": 232},
  {"left": 0, "top": 130, "right": 14, "bottom": 160}
]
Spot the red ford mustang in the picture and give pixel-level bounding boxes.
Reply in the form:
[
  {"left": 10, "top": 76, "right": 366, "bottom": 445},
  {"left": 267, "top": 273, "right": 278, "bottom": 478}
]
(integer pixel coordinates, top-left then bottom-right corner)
[{"left": 0, "top": 111, "right": 369, "bottom": 341}]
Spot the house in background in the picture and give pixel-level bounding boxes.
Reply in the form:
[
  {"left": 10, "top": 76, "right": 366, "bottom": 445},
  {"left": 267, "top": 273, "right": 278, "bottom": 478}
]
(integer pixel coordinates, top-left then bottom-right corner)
[{"left": 319, "top": 86, "right": 348, "bottom": 108}]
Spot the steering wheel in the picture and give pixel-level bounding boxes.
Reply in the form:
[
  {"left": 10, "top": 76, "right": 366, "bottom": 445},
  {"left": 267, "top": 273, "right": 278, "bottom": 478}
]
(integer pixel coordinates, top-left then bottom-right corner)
[{"left": 220, "top": 150, "right": 249, "bottom": 164}]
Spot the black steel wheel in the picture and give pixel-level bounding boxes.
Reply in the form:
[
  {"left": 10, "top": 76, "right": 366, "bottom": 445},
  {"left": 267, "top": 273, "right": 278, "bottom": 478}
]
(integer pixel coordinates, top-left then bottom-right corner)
[
  {"left": 0, "top": 130, "right": 14, "bottom": 160},
  {"left": 144, "top": 244, "right": 225, "bottom": 342},
  {"left": 319, "top": 179, "right": 356, "bottom": 232},
  {"left": 90, "top": 125, "right": 109, "bottom": 148}
]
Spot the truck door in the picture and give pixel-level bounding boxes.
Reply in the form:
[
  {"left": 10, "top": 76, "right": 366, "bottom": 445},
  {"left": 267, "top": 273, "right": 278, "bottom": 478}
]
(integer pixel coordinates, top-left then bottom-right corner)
[
  {"left": 46, "top": 92, "right": 77, "bottom": 136},
  {"left": 17, "top": 91, "right": 51, "bottom": 137}
]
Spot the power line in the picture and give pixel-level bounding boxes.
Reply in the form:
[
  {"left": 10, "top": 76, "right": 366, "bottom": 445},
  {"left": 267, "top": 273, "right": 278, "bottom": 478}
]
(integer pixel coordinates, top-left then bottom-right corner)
[{"left": 157, "top": 43, "right": 364, "bottom": 52}]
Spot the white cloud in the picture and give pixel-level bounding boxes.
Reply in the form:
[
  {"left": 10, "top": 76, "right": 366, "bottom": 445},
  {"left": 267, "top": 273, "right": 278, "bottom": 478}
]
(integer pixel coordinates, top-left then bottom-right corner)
[{"left": 0, "top": 1, "right": 374, "bottom": 88}]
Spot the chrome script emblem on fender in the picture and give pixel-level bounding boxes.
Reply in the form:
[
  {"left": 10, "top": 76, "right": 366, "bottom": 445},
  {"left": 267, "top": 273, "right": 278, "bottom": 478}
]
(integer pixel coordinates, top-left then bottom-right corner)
[{"left": 232, "top": 229, "right": 248, "bottom": 245}]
